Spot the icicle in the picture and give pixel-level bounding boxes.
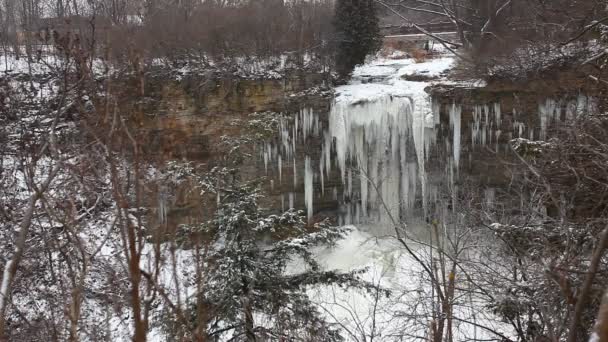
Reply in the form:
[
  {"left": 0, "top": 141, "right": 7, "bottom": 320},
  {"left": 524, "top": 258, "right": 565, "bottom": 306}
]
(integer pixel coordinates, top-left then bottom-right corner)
[
  {"left": 264, "top": 76, "right": 449, "bottom": 229},
  {"left": 385, "top": 152, "right": 401, "bottom": 223},
  {"left": 472, "top": 105, "right": 482, "bottom": 147},
  {"left": 278, "top": 155, "right": 282, "bottom": 183},
  {"left": 280, "top": 117, "right": 291, "bottom": 161},
  {"left": 304, "top": 156, "right": 314, "bottom": 221},
  {"left": 323, "top": 131, "right": 332, "bottom": 178},
  {"left": 295, "top": 114, "right": 299, "bottom": 142},
  {"left": 359, "top": 132, "right": 369, "bottom": 217},
  {"left": 495, "top": 130, "right": 501, "bottom": 152},
  {"left": 539, "top": 98, "right": 556, "bottom": 140},
  {"left": 432, "top": 98, "right": 441, "bottom": 125},
  {"left": 289, "top": 192, "right": 294, "bottom": 209},
  {"left": 494, "top": 102, "right": 501, "bottom": 127},
  {"left": 320, "top": 157, "right": 325, "bottom": 196},
  {"left": 301, "top": 108, "right": 315, "bottom": 143},
  {"left": 566, "top": 100, "right": 576, "bottom": 121},
  {"left": 576, "top": 94, "right": 587, "bottom": 117},
  {"left": 158, "top": 189, "right": 167, "bottom": 224},
  {"left": 412, "top": 93, "right": 429, "bottom": 218},
  {"left": 407, "top": 162, "right": 417, "bottom": 210},
  {"left": 345, "top": 204, "right": 352, "bottom": 225},
  {"left": 292, "top": 125, "right": 296, "bottom": 159},
  {"left": 514, "top": 121, "right": 525, "bottom": 137},
  {"left": 400, "top": 139, "right": 409, "bottom": 214},
  {"left": 484, "top": 188, "right": 495, "bottom": 209},
  {"left": 263, "top": 144, "right": 269, "bottom": 174},
  {"left": 301, "top": 109, "right": 307, "bottom": 143},
  {"left": 450, "top": 103, "right": 462, "bottom": 170},
  {"left": 293, "top": 159, "right": 297, "bottom": 189},
  {"left": 347, "top": 169, "right": 353, "bottom": 198}
]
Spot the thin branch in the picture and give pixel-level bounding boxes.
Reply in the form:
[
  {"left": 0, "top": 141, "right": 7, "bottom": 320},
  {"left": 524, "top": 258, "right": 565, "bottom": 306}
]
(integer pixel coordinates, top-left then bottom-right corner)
[
  {"left": 566, "top": 224, "right": 608, "bottom": 342},
  {"left": 376, "top": 0, "right": 468, "bottom": 61}
]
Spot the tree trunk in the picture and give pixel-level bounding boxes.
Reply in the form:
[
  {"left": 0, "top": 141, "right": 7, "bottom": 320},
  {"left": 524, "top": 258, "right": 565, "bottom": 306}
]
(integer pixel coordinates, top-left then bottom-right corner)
[
  {"left": 126, "top": 218, "right": 147, "bottom": 342},
  {"left": 0, "top": 160, "right": 59, "bottom": 340},
  {"left": 242, "top": 281, "right": 256, "bottom": 342},
  {"left": 0, "top": 197, "right": 40, "bottom": 340},
  {"left": 595, "top": 290, "right": 608, "bottom": 342}
]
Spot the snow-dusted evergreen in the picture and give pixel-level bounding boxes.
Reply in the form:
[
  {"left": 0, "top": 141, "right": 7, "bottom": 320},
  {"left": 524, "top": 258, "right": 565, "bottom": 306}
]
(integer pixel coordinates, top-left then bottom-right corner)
[{"left": 171, "top": 137, "right": 375, "bottom": 341}]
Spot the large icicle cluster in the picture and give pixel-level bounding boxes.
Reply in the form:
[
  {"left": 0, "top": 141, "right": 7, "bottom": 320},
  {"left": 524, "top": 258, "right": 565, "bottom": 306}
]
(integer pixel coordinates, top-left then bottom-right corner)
[
  {"left": 327, "top": 93, "right": 420, "bottom": 225},
  {"left": 258, "top": 69, "right": 596, "bottom": 229},
  {"left": 470, "top": 103, "right": 502, "bottom": 149},
  {"left": 449, "top": 104, "right": 462, "bottom": 169},
  {"left": 258, "top": 108, "right": 323, "bottom": 219},
  {"left": 257, "top": 81, "right": 439, "bottom": 227},
  {"left": 538, "top": 95, "right": 597, "bottom": 140}
]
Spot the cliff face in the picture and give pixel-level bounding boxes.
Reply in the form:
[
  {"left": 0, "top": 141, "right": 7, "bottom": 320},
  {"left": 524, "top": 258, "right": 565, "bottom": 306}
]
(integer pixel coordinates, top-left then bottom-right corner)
[
  {"left": 129, "top": 63, "right": 607, "bottom": 232},
  {"left": 428, "top": 74, "right": 606, "bottom": 190},
  {"left": 122, "top": 70, "right": 333, "bottom": 231},
  {"left": 134, "top": 72, "right": 330, "bottom": 160}
]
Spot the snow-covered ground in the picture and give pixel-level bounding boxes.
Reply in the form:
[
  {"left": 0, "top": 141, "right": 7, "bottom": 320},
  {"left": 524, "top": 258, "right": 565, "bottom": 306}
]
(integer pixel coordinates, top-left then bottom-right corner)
[
  {"left": 351, "top": 56, "right": 454, "bottom": 83},
  {"left": 350, "top": 56, "right": 453, "bottom": 85},
  {"left": 296, "top": 226, "right": 510, "bottom": 341}
]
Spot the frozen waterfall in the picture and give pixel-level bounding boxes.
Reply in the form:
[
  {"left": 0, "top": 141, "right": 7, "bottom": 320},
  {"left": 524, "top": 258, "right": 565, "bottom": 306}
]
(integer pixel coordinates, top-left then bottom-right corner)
[
  {"left": 256, "top": 58, "right": 597, "bottom": 231},
  {"left": 257, "top": 78, "right": 441, "bottom": 228},
  {"left": 326, "top": 89, "right": 427, "bottom": 225}
]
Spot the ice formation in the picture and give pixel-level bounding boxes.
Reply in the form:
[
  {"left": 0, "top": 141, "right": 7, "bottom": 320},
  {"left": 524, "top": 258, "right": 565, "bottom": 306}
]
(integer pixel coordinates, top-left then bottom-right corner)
[
  {"left": 264, "top": 76, "right": 443, "bottom": 227},
  {"left": 255, "top": 80, "right": 440, "bottom": 226},
  {"left": 449, "top": 104, "right": 462, "bottom": 169},
  {"left": 539, "top": 99, "right": 557, "bottom": 140},
  {"left": 255, "top": 57, "right": 596, "bottom": 229},
  {"left": 328, "top": 92, "right": 419, "bottom": 223},
  {"left": 539, "top": 95, "right": 597, "bottom": 140},
  {"left": 304, "top": 156, "right": 314, "bottom": 220}
]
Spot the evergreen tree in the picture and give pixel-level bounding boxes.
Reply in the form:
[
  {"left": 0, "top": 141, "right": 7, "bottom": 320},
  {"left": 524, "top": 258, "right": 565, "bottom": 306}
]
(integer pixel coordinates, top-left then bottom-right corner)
[
  {"left": 196, "top": 166, "right": 370, "bottom": 341},
  {"left": 333, "top": 0, "right": 382, "bottom": 79},
  {"left": 174, "top": 129, "right": 379, "bottom": 341}
]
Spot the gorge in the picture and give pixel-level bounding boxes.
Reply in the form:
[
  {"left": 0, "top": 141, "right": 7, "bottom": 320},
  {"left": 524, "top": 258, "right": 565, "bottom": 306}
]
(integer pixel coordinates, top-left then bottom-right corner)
[{"left": 249, "top": 54, "right": 601, "bottom": 238}]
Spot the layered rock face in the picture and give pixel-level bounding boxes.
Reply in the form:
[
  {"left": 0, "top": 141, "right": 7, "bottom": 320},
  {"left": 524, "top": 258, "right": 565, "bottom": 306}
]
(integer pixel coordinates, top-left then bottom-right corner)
[
  {"left": 124, "top": 70, "right": 332, "bottom": 231},
  {"left": 133, "top": 59, "right": 606, "bottom": 233},
  {"left": 259, "top": 58, "right": 606, "bottom": 234},
  {"left": 429, "top": 79, "right": 604, "bottom": 191},
  {"left": 134, "top": 71, "right": 330, "bottom": 160}
]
